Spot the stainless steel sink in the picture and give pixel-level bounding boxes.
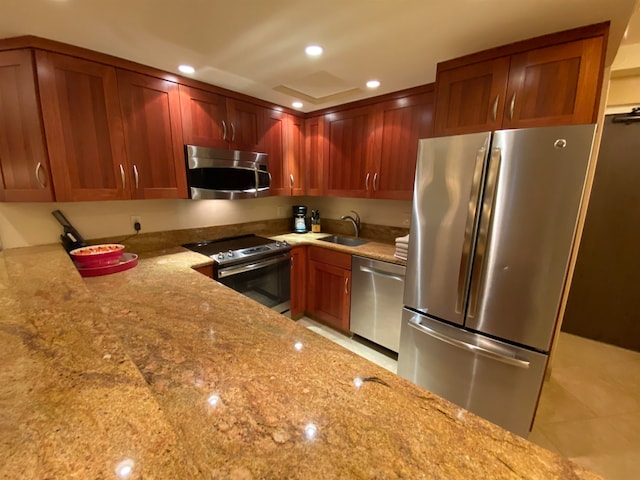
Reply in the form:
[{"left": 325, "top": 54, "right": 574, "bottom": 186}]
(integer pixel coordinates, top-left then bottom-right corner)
[{"left": 318, "top": 235, "right": 368, "bottom": 247}]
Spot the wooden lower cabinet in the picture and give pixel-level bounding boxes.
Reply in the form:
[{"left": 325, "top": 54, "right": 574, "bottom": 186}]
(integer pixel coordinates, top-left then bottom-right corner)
[
  {"left": 307, "top": 247, "right": 351, "bottom": 331},
  {"left": 289, "top": 246, "right": 307, "bottom": 319},
  {"left": 192, "top": 264, "right": 213, "bottom": 277}
]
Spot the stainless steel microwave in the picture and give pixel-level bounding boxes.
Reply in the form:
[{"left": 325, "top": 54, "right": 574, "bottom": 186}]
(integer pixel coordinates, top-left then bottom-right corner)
[{"left": 185, "top": 145, "right": 270, "bottom": 199}]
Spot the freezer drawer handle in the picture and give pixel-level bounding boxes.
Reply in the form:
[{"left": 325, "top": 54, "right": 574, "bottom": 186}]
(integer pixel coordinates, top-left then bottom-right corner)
[
  {"left": 408, "top": 319, "right": 530, "bottom": 369},
  {"left": 359, "top": 266, "right": 404, "bottom": 282}
]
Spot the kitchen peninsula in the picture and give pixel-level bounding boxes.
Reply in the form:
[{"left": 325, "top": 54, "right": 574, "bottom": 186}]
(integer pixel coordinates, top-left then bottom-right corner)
[{"left": 0, "top": 243, "right": 602, "bottom": 479}]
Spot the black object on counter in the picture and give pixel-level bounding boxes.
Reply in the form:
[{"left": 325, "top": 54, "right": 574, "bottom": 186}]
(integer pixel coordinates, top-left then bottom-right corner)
[{"left": 52, "top": 210, "right": 87, "bottom": 252}]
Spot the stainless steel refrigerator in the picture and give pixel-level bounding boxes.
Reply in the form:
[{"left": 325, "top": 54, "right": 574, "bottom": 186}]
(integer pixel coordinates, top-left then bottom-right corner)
[{"left": 397, "top": 125, "right": 596, "bottom": 437}]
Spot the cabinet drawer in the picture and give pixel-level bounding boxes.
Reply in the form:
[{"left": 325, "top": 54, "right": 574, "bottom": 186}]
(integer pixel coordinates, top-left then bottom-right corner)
[{"left": 309, "top": 246, "right": 351, "bottom": 270}]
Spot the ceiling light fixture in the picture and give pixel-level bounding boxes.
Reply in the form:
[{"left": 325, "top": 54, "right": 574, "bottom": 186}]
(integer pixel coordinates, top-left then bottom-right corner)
[
  {"left": 178, "top": 65, "right": 195, "bottom": 74},
  {"left": 305, "top": 45, "right": 323, "bottom": 56},
  {"left": 366, "top": 80, "right": 381, "bottom": 89},
  {"left": 292, "top": 101, "right": 303, "bottom": 109}
]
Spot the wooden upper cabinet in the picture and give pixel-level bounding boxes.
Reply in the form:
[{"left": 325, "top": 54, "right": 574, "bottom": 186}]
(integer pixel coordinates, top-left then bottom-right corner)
[
  {"left": 117, "top": 70, "right": 187, "bottom": 199},
  {"left": 323, "top": 106, "right": 376, "bottom": 198},
  {"left": 287, "top": 114, "right": 305, "bottom": 196},
  {"left": 502, "top": 36, "right": 604, "bottom": 128},
  {"left": 304, "top": 116, "right": 324, "bottom": 196},
  {"left": 434, "top": 25, "right": 607, "bottom": 136},
  {"left": 179, "top": 85, "right": 228, "bottom": 149},
  {"left": 36, "top": 50, "right": 129, "bottom": 201},
  {"left": 263, "top": 108, "right": 287, "bottom": 196},
  {"left": 264, "top": 109, "right": 305, "bottom": 197},
  {"left": 372, "top": 92, "right": 434, "bottom": 200},
  {"left": 179, "top": 85, "right": 265, "bottom": 152},
  {"left": 0, "top": 49, "right": 54, "bottom": 202},
  {"left": 226, "top": 99, "right": 265, "bottom": 152},
  {"left": 434, "top": 57, "right": 510, "bottom": 136}
]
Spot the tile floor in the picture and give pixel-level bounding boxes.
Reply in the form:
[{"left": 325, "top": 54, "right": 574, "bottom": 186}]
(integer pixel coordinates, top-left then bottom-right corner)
[{"left": 297, "top": 317, "right": 640, "bottom": 480}]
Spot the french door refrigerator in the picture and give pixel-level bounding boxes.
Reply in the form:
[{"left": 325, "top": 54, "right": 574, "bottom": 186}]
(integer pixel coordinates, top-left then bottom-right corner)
[{"left": 397, "top": 124, "right": 596, "bottom": 437}]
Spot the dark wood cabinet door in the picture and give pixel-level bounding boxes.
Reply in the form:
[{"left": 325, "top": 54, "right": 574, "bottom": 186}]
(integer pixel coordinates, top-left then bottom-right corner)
[
  {"left": 323, "top": 106, "right": 376, "bottom": 198},
  {"left": 434, "top": 57, "right": 510, "bottom": 136},
  {"left": 0, "top": 49, "right": 53, "bottom": 202},
  {"left": 179, "top": 85, "right": 228, "bottom": 149},
  {"left": 263, "top": 108, "right": 287, "bottom": 196},
  {"left": 503, "top": 36, "right": 604, "bottom": 128},
  {"left": 287, "top": 114, "right": 305, "bottom": 196},
  {"left": 226, "top": 99, "right": 265, "bottom": 152},
  {"left": 290, "top": 246, "right": 307, "bottom": 319},
  {"left": 308, "top": 259, "right": 350, "bottom": 331},
  {"left": 36, "top": 50, "right": 129, "bottom": 201},
  {"left": 304, "top": 116, "right": 324, "bottom": 196},
  {"left": 372, "top": 92, "right": 434, "bottom": 200},
  {"left": 118, "top": 71, "right": 187, "bottom": 199}
]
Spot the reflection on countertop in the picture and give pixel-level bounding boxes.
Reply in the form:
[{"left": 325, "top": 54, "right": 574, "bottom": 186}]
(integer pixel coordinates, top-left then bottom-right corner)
[{"left": 0, "top": 244, "right": 603, "bottom": 479}]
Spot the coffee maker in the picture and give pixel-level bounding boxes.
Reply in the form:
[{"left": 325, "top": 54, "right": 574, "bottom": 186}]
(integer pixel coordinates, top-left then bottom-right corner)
[{"left": 292, "top": 205, "right": 308, "bottom": 233}]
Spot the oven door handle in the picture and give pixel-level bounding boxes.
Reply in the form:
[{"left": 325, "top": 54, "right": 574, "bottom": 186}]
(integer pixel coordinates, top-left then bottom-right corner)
[{"left": 217, "top": 253, "right": 291, "bottom": 279}]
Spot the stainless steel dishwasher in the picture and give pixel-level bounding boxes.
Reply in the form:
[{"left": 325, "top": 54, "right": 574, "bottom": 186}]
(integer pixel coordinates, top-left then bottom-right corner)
[{"left": 350, "top": 256, "right": 406, "bottom": 352}]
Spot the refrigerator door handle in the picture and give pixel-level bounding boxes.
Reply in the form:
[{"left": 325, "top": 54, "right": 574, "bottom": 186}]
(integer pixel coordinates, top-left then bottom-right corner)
[
  {"left": 456, "top": 142, "right": 489, "bottom": 314},
  {"left": 408, "top": 319, "right": 530, "bottom": 369},
  {"left": 468, "top": 146, "right": 502, "bottom": 319}
]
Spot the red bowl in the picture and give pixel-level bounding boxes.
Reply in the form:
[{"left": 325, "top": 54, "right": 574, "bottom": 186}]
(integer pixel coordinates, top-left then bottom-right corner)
[{"left": 70, "top": 244, "right": 125, "bottom": 268}]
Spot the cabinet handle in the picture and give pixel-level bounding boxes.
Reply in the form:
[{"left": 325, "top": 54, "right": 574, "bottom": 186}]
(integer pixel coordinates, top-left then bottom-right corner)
[
  {"left": 119, "top": 164, "right": 126, "bottom": 189},
  {"left": 509, "top": 93, "right": 516, "bottom": 121},
  {"left": 365, "top": 173, "right": 370, "bottom": 191},
  {"left": 231, "top": 122, "right": 236, "bottom": 142},
  {"left": 290, "top": 256, "right": 294, "bottom": 268},
  {"left": 133, "top": 165, "right": 139, "bottom": 189},
  {"left": 35, "top": 162, "right": 46, "bottom": 188},
  {"left": 222, "top": 120, "right": 227, "bottom": 141},
  {"left": 290, "top": 174, "right": 294, "bottom": 188},
  {"left": 373, "top": 172, "right": 378, "bottom": 192},
  {"left": 344, "top": 277, "right": 349, "bottom": 295},
  {"left": 491, "top": 95, "right": 499, "bottom": 122}
]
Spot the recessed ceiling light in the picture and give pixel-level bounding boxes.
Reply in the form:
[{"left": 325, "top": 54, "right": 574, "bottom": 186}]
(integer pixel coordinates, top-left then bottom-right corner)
[
  {"left": 178, "top": 65, "right": 195, "bottom": 74},
  {"left": 305, "top": 45, "right": 323, "bottom": 56},
  {"left": 366, "top": 80, "right": 381, "bottom": 89},
  {"left": 292, "top": 101, "right": 303, "bottom": 109}
]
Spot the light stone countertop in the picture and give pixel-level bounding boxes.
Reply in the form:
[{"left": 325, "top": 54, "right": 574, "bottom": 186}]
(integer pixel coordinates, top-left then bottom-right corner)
[{"left": 0, "top": 243, "right": 602, "bottom": 479}]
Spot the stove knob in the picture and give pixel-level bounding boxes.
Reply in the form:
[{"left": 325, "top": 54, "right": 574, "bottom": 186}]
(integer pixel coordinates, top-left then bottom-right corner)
[
  {"left": 227, "top": 250, "right": 234, "bottom": 257},
  {"left": 281, "top": 240, "right": 288, "bottom": 246},
  {"left": 275, "top": 241, "right": 281, "bottom": 247},
  {"left": 217, "top": 253, "right": 224, "bottom": 260}
]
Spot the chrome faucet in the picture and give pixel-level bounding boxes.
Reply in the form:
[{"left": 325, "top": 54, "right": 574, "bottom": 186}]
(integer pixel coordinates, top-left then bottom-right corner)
[{"left": 341, "top": 210, "right": 361, "bottom": 237}]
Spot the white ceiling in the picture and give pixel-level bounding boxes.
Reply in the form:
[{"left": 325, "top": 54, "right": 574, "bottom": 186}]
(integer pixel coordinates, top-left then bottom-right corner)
[{"left": 1, "top": 0, "right": 638, "bottom": 112}]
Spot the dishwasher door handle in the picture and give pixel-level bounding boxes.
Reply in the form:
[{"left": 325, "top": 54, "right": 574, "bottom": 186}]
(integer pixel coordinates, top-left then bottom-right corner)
[{"left": 359, "top": 265, "right": 405, "bottom": 282}]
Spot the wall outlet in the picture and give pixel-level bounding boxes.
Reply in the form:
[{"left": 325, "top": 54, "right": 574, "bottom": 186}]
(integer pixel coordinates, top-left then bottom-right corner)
[{"left": 130, "top": 215, "right": 142, "bottom": 231}]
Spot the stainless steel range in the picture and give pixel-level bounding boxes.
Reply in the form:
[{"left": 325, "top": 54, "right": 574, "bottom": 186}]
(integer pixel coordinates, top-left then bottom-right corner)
[{"left": 183, "top": 235, "right": 291, "bottom": 314}]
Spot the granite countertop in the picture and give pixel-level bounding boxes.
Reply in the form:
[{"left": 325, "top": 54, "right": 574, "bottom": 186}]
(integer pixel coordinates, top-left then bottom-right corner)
[{"left": 0, "top": 244, "right": 601, "bottom": 479}]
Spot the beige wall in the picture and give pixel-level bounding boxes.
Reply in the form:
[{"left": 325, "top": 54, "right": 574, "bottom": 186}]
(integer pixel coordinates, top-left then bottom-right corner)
[{"left": 0, "top": 195, "right": 412, "bottom": 250}]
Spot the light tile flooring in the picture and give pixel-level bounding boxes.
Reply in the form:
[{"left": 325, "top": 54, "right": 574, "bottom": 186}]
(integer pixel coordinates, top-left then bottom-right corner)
[{"left": 297, "top": 317, "right": 640, "bottom": 480}]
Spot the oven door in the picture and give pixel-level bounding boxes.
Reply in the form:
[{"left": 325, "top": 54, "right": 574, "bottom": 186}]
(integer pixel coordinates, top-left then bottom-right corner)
[{"left": 216, "top": 253, "right": 291, "bottom": 314}]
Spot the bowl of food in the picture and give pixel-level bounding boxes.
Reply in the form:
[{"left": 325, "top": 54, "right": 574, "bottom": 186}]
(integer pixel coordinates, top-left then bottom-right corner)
[{"left": 70, "top": 244, "right": 125, "bottom": 268}]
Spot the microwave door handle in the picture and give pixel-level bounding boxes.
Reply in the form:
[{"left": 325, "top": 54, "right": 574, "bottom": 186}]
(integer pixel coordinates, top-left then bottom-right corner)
[
  {"left": 217, "top": 253, "right": 290, "bottom": 278},
  {"left": 456, "top": 141, "right": 489, "bottom": 314}
]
